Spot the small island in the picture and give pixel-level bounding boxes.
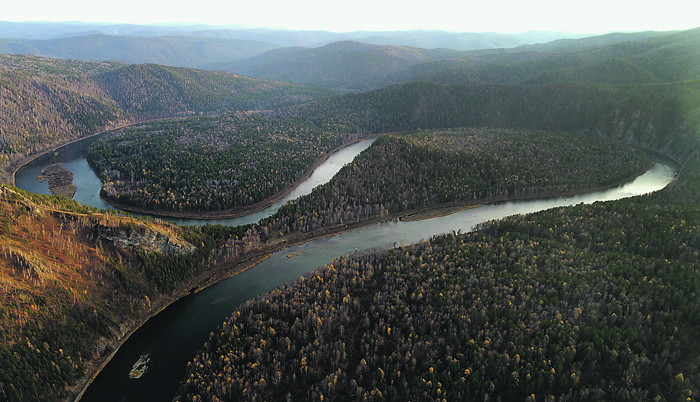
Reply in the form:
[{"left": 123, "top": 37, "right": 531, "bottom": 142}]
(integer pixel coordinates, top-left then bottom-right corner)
[{"left": 39, "top": 163, "right": 77, "bottom": 198}]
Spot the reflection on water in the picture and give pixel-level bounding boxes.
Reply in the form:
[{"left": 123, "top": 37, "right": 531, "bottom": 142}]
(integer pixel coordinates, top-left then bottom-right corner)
[
  {"left": 15, "top": 135, "right": 679, "bottom": 402},
  {"left": 16, "top": 137, "right": 376, "bottom": 226},
  {"left": 78, "top": 161, "right": 678, "bottom": 402}
]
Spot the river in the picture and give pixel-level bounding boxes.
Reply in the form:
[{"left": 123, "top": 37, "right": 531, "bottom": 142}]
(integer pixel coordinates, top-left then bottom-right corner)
[{"left": 14, "top": 136, "right": 679, "bottom": 402}]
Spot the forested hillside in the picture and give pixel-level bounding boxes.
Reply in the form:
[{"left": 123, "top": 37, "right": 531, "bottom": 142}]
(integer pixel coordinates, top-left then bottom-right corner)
[
  {"left": 2, "top": 25, "right": 700, "bottom": 402},
  {"left": 0, "top": 185, "right": 227, "bottom": 401},
  {"left": 328, "top": 80, "right": 700, "bottom": 163},
  {"left": 95, "top": 64, "right": 333, "bottom": 120},
  {"left": 170, "top": 29, "right": 700, "bottom": 402},
  {"left": 208, "top": 29, "right": 698, "bottom": 90},
  {"left": 175, "top": 199, "right": 700, "bottom": 402},
  {"left": 0, "top": 55, "right": 124, "bottom": 166},
  {"left": 218, "top": 41, "right": 465, "bottom": 91},
  {"left": 0, "top": 55, "right": 333, "bottom": 184},
  {"left": 82, "top": 76, "right": 698, "bottom": 218},
  {"left": 390, "top": 28, "right": 700, "bottom": 86}
]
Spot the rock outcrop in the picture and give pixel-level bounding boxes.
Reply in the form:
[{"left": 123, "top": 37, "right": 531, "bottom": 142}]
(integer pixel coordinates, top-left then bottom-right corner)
[{"left": 93, "top": 224, "right": 196, "bottom": 255}]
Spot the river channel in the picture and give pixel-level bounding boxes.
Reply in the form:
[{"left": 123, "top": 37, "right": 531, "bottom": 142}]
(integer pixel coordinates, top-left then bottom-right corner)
[{"left": 14, "top": 136, "right": 679, "bottom": 402}]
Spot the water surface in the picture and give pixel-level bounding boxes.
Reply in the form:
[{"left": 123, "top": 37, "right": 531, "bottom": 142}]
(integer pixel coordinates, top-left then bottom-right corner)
[{"left": 14, "top": 136, "right": 679, "bottom": 402}]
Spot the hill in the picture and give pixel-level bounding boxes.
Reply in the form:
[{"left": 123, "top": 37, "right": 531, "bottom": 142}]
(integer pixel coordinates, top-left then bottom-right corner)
[
  {"left": 0, "top": 55, "right": 126, "bottom": 177},
  {"left": 0, "top": 186, "right": 201, "bottom": 401},
  {"left": 0, "top": 55, "right": 334, "bottom": 184},
  {"left": 170, "top": 52, "right": 700, "bottom": 402},
  {"left": 2, "top": 25, "right": 700, "bottom": 402},
  {"left": 391, "top": 28, "right": 700, "bottom": 86},
  {"left": 0, "top": 34, "right": 279, "bottom": 68},
  {"left": 214, "top": 29, "right": 695, "bottom": 90},
  {"left": 328, "top": 80, "right": 700, "bottom": 163},
  {"left": 94, "top": 63, "right": 334, "bottom": 119},
  {"left": 216, "top": 40, "right": 466, "bottom": 91},
  {"left": 0, "top": 21, "right": 590, "bottom": 49}
]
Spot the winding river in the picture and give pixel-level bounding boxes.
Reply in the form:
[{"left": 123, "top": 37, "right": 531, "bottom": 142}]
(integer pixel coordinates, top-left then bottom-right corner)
[{"left": 14, "top": 136, "right": 679, "bottom": 402}]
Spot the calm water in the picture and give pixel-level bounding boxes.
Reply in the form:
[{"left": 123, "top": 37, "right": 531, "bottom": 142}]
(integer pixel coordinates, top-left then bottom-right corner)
[
  {"left": 14, "top": 136, "right": 679, "bottom": 402},
  {"left": 16, "top": 138, "right": 376, "bottom": 226}
]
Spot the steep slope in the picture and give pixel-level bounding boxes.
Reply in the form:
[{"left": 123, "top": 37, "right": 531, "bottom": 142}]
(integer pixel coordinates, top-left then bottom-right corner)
[
  {"left": 328, "top": 80, "right": 700, "bottom": 163},
  {"left": 0, "top": 185, "right": 199, "bottom": 401},
  {"left": 0, "top": 55, "right": 126, "bottom": 177},
  {"left": 94, "top": 63, "right": 335, "bottom": 119}
]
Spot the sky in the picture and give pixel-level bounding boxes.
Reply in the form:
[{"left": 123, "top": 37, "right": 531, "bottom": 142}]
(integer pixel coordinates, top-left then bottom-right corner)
[{"left": 4, "top": 0, "right": 699, "bottom": 34}]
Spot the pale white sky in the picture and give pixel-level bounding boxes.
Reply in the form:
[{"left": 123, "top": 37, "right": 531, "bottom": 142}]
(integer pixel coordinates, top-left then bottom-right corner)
[{"left": 4, "top": 0, "right": 699, "bottom": 34}]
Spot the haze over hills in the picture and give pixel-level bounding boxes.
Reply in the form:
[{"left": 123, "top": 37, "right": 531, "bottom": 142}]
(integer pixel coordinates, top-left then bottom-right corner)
[
  {"left": 214, "top": 29, "right": 698, "bottom": 91},
  {"left": 0, "top": 21, "right": 604, "bottom": 76},
  {"left": 213, "top": 40, "right": 467, "bottom": 91},
  {"left": 390, "top": 28, "right": 700, "bottom": 86},
  {"left": 0, "top": 21, "right": 592, "bottom": 47},
  {"left": 192, "top": 28, "right": 554, "bottom": 49},
  {"left": 0, "top": 34, "right": 280, "bottom": 68}
]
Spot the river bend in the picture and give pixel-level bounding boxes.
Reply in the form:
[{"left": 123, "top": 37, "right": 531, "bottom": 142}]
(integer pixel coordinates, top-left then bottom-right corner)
[{"left": 14, "top": 137, "right": 679, "bottom": 402}]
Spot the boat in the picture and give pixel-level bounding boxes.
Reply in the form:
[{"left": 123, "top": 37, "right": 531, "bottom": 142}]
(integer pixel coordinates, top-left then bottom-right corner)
[{"left": 129, "top": 354, "right": 150, "bottom": 379}]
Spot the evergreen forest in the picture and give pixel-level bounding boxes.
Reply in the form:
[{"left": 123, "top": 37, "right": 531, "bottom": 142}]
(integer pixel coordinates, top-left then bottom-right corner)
[{"left": 0, "top": 25, "right": 699, "bottom": 402}]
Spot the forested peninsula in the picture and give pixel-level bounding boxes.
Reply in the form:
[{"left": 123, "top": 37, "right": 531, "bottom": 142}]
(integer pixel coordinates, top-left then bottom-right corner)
[
  {"left": 266, "top": 129, "right": 649, "bottom": 234},
  {"left": 86, "top": 110, "right": 365, "bottom": 216}
]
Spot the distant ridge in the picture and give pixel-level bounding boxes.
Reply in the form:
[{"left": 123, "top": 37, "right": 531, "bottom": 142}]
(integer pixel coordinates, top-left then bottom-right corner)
[
  {"left": 0, "top": 34, "right": 279, "bottom": 68},
  {"left": 214, "top": 29, "right": 698, "bottom": 90},
  {"left": 215, "top": 40, "right": 467, "bottom": 91},
  {"left": 0, "top": 21, "right": 591, "bottom": 48}
]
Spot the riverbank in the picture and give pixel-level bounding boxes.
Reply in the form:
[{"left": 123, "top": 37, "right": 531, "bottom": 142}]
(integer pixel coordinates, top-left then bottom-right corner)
[
  {"left": 3, "top": 118, "right": 172, "bottom": 188},
  {"left": 70, "top": 156, "right": 664, "bottom": 401},
  {"left": 94, "top": 135, "right": 383, "bottom": 220}
]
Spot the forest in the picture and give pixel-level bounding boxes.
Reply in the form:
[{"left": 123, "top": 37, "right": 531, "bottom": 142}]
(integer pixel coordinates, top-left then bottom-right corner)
[
  {"left": 174, "top": 199, "right": 700, "bottom": 402},
  {"left": 1, "top": 27, "right": 700, "bottom": 402},
  {"left": 84, "top": 75, "right": 688, "bottom": 218},
  {"left": 0, "top": 186, "right": 251, "bottom": 401},
  {"left": 0, "top": 55, "right": 331, "bottom": 184},
  {"left": 264, "top": 128, "right": 648, "bottom": 234},
  {"left": 87, "top": 109, "right": 364, "bottom": 213}
]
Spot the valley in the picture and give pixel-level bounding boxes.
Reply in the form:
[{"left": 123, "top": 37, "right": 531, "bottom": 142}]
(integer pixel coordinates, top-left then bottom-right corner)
[{"left": 0, "top": 22, "right": 699, "bottom": 402}]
